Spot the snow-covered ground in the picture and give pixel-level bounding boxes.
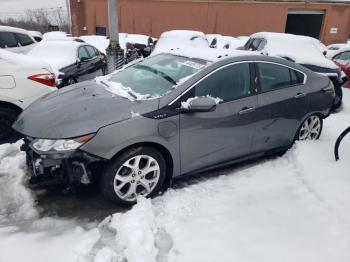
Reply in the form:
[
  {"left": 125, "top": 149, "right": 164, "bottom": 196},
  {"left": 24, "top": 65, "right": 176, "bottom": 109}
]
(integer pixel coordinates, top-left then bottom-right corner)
[{"left": 0, "top": 90, "right": 349, "bottom": 262}]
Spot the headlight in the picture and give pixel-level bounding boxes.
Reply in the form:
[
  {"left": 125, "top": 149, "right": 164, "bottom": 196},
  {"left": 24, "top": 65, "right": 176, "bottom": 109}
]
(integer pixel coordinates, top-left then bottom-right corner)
[{"left": 32, "top": 134, "right": 94, "bottom": 152}]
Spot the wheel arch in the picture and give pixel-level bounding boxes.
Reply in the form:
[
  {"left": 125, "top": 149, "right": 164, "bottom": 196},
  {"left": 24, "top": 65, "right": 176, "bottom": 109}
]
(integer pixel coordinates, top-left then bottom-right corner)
[
  {"left": 0, "top": 101, "right": 23, "bottom": 113},
  {"left": 110, "top": 141, "right": 174, "bottom": 190},
  {"left": 292, "top": 112, "right": 324, "bottom": 141}
]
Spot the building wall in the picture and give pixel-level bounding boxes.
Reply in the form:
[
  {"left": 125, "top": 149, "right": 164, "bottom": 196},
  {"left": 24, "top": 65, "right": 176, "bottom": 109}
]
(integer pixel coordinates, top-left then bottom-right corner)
[{"left": 70, "top": 0, "right": 350, "bottom": 44}]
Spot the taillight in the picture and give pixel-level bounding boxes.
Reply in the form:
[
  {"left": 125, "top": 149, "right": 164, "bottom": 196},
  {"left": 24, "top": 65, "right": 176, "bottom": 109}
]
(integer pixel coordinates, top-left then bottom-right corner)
[{"left": 28, "top": 73, "right": 56, "bottom": 87}]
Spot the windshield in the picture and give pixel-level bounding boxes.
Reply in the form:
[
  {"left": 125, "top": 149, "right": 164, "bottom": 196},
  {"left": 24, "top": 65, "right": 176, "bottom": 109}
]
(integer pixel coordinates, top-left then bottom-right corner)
[{"left": 108, "top": 54, "right": 208, "bottom": 97}]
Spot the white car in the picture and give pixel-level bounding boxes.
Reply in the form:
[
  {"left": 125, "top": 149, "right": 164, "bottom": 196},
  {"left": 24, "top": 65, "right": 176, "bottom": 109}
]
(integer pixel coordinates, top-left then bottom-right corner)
[
  {"left": 152, "top": 30, "right": 210, "bottom": 55},
  {"left": 0, "top": 26, "right": 37, "bottom": 54},
  {"left": 0, "top": 49, "right": 57, "bottom": 143},
  {"left": 326, "top": 43, "right": 350, "bottom": 59},
  {"left": 244, "top": 32, "right": 345, "bottom": 109}
]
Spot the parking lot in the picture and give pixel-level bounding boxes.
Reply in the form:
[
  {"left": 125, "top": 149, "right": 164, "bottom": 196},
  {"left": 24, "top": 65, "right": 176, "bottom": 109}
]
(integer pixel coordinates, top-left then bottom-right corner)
[{"left": 1, "top": 1, "right": 350, "bottom": 260}]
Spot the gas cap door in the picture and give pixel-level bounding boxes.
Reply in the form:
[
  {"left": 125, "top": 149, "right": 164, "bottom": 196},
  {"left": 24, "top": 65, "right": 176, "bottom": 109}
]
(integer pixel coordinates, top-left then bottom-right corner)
[{"left": 0, "top": 75, "right": 16, "bottom": 89}]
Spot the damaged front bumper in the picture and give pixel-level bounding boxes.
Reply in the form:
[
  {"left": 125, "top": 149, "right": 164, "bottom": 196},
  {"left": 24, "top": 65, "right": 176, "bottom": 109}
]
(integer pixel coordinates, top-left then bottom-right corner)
[{"left": 21, "top": 137, "right": 104, "bottom": 188}]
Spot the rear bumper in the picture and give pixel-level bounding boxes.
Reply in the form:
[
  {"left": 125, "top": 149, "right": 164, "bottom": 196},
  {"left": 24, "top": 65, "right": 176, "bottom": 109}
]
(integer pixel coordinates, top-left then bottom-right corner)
[{"left": 21, "top": 138, "right": 103, "bottom": 187}]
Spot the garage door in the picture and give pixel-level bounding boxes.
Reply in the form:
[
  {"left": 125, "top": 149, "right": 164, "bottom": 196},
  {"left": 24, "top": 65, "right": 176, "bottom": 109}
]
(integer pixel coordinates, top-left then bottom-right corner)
[{"left": 285, "top": 10, "right": 325, "bottom": 39}]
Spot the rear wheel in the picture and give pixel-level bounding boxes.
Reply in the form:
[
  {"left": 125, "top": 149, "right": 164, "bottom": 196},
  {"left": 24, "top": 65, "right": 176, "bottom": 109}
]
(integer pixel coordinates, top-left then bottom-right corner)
[
  {"left": 0, "top": 107, "right": 20, "bottom": 144},
  {"left": 296, "top": 115, "right": 323, "bottom": 141},
  {"left": 100, "top": 146, "right": 167, "bottom": 206},
  {"left": 67, "top": 77, "right": 77, "bottom": 86}
]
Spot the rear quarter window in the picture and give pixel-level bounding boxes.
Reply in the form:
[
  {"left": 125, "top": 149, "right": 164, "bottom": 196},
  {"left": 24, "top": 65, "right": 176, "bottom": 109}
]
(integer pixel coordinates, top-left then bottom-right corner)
[
  {"left": 258, "top": 63, "right": 304, "bottom": 92},
  {"left": 15, "top": 33, "right": 34, "bottom": 46}
]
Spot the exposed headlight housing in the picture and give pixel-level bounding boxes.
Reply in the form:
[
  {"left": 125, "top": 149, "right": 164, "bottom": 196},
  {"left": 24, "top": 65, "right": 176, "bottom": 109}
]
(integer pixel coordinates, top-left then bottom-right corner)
[{"left": 32, "top": 134, "right": 94, "bottom": 152}]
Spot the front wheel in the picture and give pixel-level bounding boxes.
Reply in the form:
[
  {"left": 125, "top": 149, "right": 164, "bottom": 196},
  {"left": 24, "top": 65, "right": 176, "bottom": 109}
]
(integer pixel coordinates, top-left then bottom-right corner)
[
  {"left": 296, "top": 114, "right": 323, "bottom": 141},
  {"left": 100, "top": 147, "right": 167, "bottom": 206}
]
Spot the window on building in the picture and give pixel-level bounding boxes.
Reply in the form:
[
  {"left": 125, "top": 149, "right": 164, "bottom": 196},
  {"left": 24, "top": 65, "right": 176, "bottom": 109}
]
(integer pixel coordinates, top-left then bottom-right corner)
[{"left": 96, "top": 27, "right": 106, "bottom": 36}]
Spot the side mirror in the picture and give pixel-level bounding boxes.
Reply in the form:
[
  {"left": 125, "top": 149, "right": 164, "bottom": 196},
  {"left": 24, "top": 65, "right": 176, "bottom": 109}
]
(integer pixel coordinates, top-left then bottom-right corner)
[
  {"left": 80, "top": 57, "right": 89, "bottom": 62},
  {"left": 181, "top": 97, "right": 217, "bottom": 113}
]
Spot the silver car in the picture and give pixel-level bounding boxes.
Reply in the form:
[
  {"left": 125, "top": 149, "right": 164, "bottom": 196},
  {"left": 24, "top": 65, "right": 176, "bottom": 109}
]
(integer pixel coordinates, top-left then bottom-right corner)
[{"left": 13, "top": 49, "right": 335, "bottom": 206}]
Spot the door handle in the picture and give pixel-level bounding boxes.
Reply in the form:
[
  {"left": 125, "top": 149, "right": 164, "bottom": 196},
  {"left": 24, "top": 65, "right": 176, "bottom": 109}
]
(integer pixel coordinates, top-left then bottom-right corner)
[
  {"left": 294, "top": 92, "right": 306, "bottom": 98},
  {"left": 238, "top": 107, "right": 255, "bottom": 115}
]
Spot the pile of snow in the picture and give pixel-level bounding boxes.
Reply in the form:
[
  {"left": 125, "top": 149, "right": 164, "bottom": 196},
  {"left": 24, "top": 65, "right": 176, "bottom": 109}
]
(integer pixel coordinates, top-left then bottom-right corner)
[
  {"left": 0, "top": 141, "right": 37, "bottom": 223},
  {"left": 42, "top": 31, "right": 71, "bottom": 41},
  {"left": 152, "top": 30, "right": 210, "bottom": 55},
  {"left": 27, "top": 41, "right": 82, "bottom": 76},
  {"left": 127, "top": 34, "right": 151, "bottom": 46},
  {"left": 214, "top": 36, "right": 246, "bottom": 49},
  {"left": 251, "top": 32, "right": 338, "bottom": 69}
]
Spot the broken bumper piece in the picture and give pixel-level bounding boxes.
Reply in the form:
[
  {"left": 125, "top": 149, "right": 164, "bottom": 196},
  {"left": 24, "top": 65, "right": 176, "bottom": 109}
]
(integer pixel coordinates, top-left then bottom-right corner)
[{"left": 21, "top": 138, "right": 103, "bottom": 188}]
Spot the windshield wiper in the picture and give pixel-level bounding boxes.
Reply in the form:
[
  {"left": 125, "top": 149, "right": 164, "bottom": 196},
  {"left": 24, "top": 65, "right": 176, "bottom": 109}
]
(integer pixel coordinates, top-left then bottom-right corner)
[{"left": 134, "top": 64, "right": 177, "bottom": 85}]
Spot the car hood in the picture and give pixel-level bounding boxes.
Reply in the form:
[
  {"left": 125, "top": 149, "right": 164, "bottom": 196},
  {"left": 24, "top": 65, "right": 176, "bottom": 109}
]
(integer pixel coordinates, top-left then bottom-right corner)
[{"left": 13, "top": 81, "right": 159, "bottom": 139}]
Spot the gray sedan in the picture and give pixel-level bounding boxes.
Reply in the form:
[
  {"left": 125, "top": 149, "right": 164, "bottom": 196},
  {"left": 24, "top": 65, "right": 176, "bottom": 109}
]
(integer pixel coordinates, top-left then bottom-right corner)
[{"left": 13, "top": 49, "right": 335, "bottom": 206}]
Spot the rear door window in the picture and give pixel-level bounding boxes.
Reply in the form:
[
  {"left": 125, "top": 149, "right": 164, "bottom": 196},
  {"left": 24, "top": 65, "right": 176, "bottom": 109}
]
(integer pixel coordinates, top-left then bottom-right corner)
[
  {"left": 0, "top": 32, "right": 18, "bottom": 48},
  {"left": 257, "top": 62, "right": 304, "bottom": 92},
  {"left": 15, "top": 33, "right": 34, "bottom": 46}
]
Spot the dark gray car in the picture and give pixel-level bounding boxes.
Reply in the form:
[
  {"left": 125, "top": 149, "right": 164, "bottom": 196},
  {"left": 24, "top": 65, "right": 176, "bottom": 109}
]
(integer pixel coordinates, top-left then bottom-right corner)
[{"left": 13, "top": 50, "right": 335, "bottom": 206}]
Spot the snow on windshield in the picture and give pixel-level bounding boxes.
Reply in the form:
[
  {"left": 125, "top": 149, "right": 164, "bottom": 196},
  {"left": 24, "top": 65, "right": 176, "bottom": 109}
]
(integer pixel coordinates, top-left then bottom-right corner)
[{"left": 96, "top": 54, "right": 208, "bottom": 100}]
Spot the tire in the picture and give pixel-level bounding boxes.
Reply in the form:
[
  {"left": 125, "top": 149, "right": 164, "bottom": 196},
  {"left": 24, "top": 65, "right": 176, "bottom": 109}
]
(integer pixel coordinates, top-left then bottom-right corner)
[
  {"left": 333, "top": 86, "right": 343, "bottom": 110},
  {"left": 295, "top": 114, "right": 323, "bottom": 141},
  {"left": 66, "top": 77, "right": 77, "bottom": 86},
  {"left": 100, "top": 146, "right": 167, "bottom": 206},
  {"left": 0, "top": 107, "right": 20, "bottom": 144}
]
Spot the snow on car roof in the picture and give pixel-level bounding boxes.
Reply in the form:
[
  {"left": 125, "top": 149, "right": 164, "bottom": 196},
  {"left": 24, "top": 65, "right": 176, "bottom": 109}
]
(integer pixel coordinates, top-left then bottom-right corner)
[
  {"left": 251, "top": 32, "right": 338, "bottom": 69},
  {"left": 0, "top": 25, "right": 30, "bottom": 34},
  {"left": 164, "top": 48, "right": 259, "bottom": 62},
  {"left": 152, "top": 30, "right": 210, "bottom": 55},
  {"left": 160, "top": 30, "right": 206, "bottom": 38},
  {"left": 0, "top": 49, "right": 50, "bottom": 69},
  {"left": 27, "top": 41, "right": 83, "bottom": 74}
]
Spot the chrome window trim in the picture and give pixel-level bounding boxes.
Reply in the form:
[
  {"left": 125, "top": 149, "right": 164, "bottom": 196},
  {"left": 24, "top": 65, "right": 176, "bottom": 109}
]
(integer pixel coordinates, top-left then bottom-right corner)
[{"left": 168, "top": 60, "right": 307, "bottom": 106}]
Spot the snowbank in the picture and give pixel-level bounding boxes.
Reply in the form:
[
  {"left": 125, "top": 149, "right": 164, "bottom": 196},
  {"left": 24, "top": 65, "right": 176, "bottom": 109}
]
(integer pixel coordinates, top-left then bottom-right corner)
[{"left": 0, "top": 141, "right": 37, "bottom": 223}]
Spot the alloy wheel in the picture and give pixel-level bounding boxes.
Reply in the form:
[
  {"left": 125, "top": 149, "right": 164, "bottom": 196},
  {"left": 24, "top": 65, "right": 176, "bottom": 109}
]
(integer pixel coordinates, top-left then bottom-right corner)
[
  {"left": 113, "top": 155, "right": 160, "bottom": 202},
  {"left": 299, "top": 115, "right": 321, "bottom": 140}
]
